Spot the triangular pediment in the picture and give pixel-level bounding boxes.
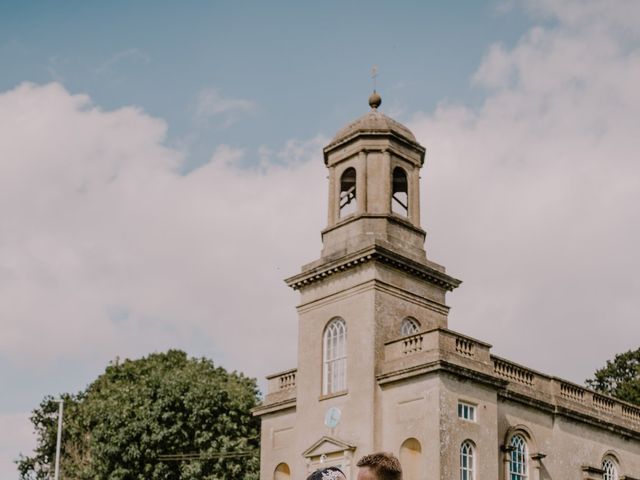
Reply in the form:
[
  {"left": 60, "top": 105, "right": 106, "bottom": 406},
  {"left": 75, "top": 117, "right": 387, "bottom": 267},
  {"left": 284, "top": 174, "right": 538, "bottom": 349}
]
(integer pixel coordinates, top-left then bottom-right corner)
[{"left": 302, "top": 435, "right": 356, "bottom": 458}]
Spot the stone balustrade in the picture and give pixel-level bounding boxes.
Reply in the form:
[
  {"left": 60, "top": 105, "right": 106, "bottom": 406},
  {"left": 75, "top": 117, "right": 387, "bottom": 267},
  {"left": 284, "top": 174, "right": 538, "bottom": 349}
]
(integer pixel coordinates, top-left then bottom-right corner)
[
  {"left": 455, "top": 336, "right": 475, "bottom": 357},
  {"left": 553, "top": 379, "right": 640, "bottom": 426},
  {"left": 382, "top": 328, "right": 640, "bottom": 434},
  {"left": 559, "top": 380, "right": 585, "bottom": 402},
  {"left": 402, "top": 333, "right": 424, "bottom": 355},
  {"left": 622, "top": 404, "right": 640, "bottom": 423},
  {"left": 382, "top": 328, "right": 492, "bottom": 377},
  {"left": 266, "top": 368, "right": 297, "bottom": 395},
  {"left": 385, "top": 328, "right": 493, "bottom": 362},
  {"left": 492, "top": 357, "right": 536, "bottom": 387},
  {"left": 261, "top": 330, "right": 640, "bottom": 434},
  {"left": 593, "top": 393, "right": 616, "bottom": 413}
]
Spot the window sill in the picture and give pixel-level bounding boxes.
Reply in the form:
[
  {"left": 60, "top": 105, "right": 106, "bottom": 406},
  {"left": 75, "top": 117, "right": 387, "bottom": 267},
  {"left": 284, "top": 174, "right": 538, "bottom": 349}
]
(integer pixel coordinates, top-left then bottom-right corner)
[
  {"left": 319, "top": 390, "right": 348, "bottom": 402},
  {"left": 458, "top": 417, "right": 478, "bottom": 423}
]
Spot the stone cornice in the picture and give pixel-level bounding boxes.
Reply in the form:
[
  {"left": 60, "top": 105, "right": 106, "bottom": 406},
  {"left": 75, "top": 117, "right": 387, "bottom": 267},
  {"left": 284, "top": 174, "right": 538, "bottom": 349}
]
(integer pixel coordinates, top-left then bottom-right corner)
[
  {"left": 252, "top": 398, "right": 296, "bottom": 417},
  {"left": 323, "top": 131, "right": 425, "bottom": 165},
  {"left": 581, "top": 465, "right": 604, "bottom": 474},
  {"left": 552, "top": 402, "right": 640, "bottom": 440},
  {"left": 265, "top": 368, "right": 297, "bottom": 380},
  {"left": 377, "top": 359, "right": 506, "bottom": 389},
  {"left": 320, "top": 212, "right": 426, "bottom": 238},
  {"left": 285, "top": 244, "right": 461, "bottom": 292}
]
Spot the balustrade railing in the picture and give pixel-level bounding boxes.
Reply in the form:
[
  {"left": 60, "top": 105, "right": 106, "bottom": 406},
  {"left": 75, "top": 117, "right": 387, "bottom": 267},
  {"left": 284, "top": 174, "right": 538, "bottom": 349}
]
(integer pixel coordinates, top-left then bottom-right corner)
[
  {"left": 622, "top": 404, "right": 640, "bottom": 423},
  {"left": 455, "top": 337, "right": 474, "bottom": 357},
  {"left": 559, "top": 381, "right": 585, "bottom": 402},
  {"left": 384, "top": 328, "right": 491, "bottom": 366},
  {"left": 593, "top": 393, "right": 615, "bottom": 413},
  {"left": 492, "top": 358, "right": 535, "bottom": 386},
  {"left": 380, "top": 329, "right": 639, "bottom": 434},
  {"left": 278, "top": 370, "right": 296, "bottom": 390},
  {"left": 266, "top": 368, "right": 297, "bottom": 396},
  {"left": 403, "top": 333, "right": 424, "bottom": 355}
]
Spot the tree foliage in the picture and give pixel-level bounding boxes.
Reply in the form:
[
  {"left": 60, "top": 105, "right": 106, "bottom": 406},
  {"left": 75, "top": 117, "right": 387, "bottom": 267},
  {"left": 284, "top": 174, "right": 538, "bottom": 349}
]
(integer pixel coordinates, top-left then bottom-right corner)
[
  {"left": 18, "top": 350, "right": 260, "bottom": 480},
  {"left": 586, "top": 347, "right": 640, "bottom": 406}
]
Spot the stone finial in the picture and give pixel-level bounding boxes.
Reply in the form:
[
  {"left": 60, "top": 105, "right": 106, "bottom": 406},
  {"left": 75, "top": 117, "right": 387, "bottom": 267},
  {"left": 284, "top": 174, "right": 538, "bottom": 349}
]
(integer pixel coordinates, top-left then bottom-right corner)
[{"left": 368, "top": 90, "right": 382, "bottom": 110}]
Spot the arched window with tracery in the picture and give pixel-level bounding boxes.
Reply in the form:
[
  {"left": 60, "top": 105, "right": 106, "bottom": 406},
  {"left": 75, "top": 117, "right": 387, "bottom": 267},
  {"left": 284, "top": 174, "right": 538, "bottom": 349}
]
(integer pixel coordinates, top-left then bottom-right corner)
[
  {"left": 460, "top": 440, "right": 475, "bottom": 480},
  {"left": 602, "top": 457, "right": 619, "bottom": 480},
  {"left": 274, "top": 462, "right": 290, "bottom": 480},
  {"left": 339, "top": 167, "right": 357, "bottom": 217},
  {"left": 392, "top": 167, "right": 409, "bottom": 216},
  {"left": 400, "top": 317, "right": 420, "bottom": 337},
  {"left": 323, "top": 318, "right": 347, "bottom": 395},
  {"left": 509, "top": 434, "right": 528, "bottom": 480}
]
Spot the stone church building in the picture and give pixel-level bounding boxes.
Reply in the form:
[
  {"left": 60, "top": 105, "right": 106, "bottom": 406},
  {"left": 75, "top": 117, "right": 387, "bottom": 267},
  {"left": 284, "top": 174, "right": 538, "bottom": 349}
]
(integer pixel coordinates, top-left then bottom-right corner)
[{"left": 253, "top": 92, "right": 640, "bottom": 480}]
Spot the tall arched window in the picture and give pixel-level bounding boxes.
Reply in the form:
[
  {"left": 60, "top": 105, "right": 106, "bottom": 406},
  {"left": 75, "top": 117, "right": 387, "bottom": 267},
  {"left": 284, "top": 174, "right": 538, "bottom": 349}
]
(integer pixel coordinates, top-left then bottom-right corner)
[
  {"left": 323, "top": 318, "right": 347, "bottom": 395},
  {"left": 400, "top": 317, "right": 420, "bottom": 336},
  {"left": 392, "top": 167, "right": 409, "bottom": 216},
  {"left": 400, "top": 438, "right": 422, "bottom": 480},
  {"left": 509, "top": 434, "right": 528, "bottom": 480},
  {"left": 602, "top": 457, "right": 619, "bottom": 480},
  {"left": 339, "top": 168, "right": 357, "bottom": 217},
  {"left": 460, "top": 441, "right": 475, "bottom": 480}
]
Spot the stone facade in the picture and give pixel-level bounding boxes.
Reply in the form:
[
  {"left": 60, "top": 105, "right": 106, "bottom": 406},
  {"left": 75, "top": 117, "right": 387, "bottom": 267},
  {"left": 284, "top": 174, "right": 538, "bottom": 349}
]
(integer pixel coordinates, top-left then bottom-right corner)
[{"left": 254, "top": 96, "right": 640, "bottom": 480}]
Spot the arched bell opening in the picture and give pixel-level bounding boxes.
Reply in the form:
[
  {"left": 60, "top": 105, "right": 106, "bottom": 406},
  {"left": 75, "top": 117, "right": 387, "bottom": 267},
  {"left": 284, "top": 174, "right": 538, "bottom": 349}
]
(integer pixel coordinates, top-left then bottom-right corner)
[
  {"left": 339, "top": 167, "right": 357, "bottom": 218},
  {"left": 392, "top": 167, "right": 409, "bottom": 217}
]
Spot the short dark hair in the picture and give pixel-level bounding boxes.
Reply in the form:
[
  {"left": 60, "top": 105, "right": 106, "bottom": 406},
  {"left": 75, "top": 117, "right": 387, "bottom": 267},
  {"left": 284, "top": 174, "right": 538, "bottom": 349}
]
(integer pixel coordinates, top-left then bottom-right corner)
[
  {"left": 306, "top": 466, "right": 346, "bottom": 480},
  {"left": 357, "top": 452, "right": 402, "bottom": 480}
]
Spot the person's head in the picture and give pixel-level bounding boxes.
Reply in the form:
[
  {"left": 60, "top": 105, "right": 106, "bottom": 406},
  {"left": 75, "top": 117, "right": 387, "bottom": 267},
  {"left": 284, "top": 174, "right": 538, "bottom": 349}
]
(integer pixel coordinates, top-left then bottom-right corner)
[
  {"left": 306, "top": 466, "right": 347, "bottom": 480},
  {"left": 356, "top": 452, "right": 402, "bottom": 480}
]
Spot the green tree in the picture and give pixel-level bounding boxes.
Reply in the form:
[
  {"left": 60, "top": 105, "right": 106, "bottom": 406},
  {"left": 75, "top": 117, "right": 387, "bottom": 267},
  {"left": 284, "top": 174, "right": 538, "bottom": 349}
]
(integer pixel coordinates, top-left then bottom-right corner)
[
  {"left": 586, "top": 347, "right": 640, "bottom": 406},
  {"left": 18, "top": 350, "right": 260, "bottom": 480}
]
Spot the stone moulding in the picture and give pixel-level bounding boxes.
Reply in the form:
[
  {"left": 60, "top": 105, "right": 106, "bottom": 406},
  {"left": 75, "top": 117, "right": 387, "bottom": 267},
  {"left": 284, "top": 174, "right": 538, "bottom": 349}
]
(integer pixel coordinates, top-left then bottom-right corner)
[
  {"left": 320, "top": 211, "right": 427, "bottom": 238},
  {"left": 323, "top": 131, "right": 426, "bottom": 165},
  {"left": 285, "top": 244, "right": 461, "bottom": 292},
  {"left": 581, "top": 464, "right": 604, "bottom": 475},
  {"left": 252, "top": 397, "right": 296, "bottom": 416},
  {"left": 302, "top": 436, "right": 356, "bottom": 458},
  {"left": 376, "top": 358, "right": 506, "bottom": 389}
]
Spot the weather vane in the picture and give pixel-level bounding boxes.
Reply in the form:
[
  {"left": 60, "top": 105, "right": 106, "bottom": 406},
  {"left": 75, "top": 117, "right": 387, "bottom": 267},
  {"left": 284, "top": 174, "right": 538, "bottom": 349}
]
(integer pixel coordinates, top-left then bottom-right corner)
[{"left": 371, "top": 65, "right": 378, "bottom": 92}]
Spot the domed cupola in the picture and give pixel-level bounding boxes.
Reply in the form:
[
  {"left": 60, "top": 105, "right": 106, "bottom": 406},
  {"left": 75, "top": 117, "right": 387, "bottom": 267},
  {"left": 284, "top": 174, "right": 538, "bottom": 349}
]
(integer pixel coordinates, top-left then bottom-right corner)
[
  {"left": 319, "top": 92, "right": 429, "bottom": 263},
  {"left": 325, "top": 92, "right": 422, "bottom": 154}
]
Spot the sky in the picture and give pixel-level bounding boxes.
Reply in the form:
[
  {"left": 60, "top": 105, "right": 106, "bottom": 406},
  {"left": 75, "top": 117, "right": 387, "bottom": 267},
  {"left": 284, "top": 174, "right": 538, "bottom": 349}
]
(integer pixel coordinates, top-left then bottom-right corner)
[{"left": 1, "top": 0, "right": 639, "bottom": 477}]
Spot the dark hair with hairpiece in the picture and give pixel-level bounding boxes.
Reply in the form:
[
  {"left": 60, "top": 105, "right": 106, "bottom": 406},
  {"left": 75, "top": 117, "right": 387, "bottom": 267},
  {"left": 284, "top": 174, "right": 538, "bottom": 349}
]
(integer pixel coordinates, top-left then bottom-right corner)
[
  {"left": 357, "top": 452, "right": 402, "bottom": 480},
  {"left": 306, "top": 466, "right": 346, "bottom": 480}
]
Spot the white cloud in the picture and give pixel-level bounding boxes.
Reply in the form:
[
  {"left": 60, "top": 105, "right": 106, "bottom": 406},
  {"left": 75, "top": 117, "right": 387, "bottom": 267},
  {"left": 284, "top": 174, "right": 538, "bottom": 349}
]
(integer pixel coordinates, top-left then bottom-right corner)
[
  {"left": 523, "top": 0, "right": 640, "bottom": 33},
  {"left": 0, "top": 82, "right": 325, "bottom": 384},
  {"left": 195, "top": 87, "right": 256, "bottom": 123},
  {"left": 409, "top": 0, "right": 640, "bottom": 382}
]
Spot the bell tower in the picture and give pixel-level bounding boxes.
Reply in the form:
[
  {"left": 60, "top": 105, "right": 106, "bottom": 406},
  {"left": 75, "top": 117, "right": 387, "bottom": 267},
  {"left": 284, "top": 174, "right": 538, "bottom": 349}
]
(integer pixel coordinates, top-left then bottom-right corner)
[
  {"left": 321, "top": 91, "right": 428, "bottom": 264},
  {"left": 278, "top": 92, "right": 461, "bottom": 476}
]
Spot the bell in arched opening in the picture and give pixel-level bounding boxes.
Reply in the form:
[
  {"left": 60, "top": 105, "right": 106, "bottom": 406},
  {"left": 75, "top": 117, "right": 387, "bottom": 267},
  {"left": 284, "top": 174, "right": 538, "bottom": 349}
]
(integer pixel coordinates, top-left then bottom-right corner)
[
  {"left": 392, "top": 167, "right": 409, "bottom": 217},
  {"left": 339, "top": 167, "right": 357, "bottom": 217}
]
